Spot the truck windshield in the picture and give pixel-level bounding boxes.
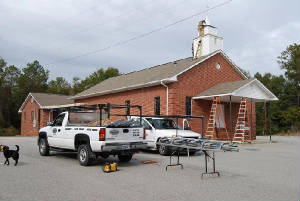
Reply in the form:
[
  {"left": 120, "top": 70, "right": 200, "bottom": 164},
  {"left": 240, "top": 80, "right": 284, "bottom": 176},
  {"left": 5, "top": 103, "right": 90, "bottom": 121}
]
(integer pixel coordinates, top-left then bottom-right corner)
[{"left": 148, "top": 119, "right": 181, "bottom": 130}]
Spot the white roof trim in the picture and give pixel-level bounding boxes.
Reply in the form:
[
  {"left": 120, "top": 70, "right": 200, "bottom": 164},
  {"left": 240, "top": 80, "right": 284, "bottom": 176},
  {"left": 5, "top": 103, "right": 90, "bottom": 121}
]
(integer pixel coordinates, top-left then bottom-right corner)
[
  {"left": 193, "top": 93, "right": 232, "bottom": 99},
  {"left": 72, "top": 50, "right": 247, "bottom": 100},
  {"left": 18, "top": 93, "right": 42, "bottom": 113},
  {"left": 193, "top": 79, "right": 278, "bottom": 101},
  {"left": 41, "top": 103, "right": 85, "bottom": 109}
]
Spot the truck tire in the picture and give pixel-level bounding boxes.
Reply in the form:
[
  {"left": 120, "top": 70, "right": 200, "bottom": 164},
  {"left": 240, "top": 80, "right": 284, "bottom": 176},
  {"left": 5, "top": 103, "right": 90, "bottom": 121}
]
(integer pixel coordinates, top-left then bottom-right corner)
[
  {"left": 39, "top": 138, "right": 50, "bottom": 156},
  {"left": 158, "top": 145, "right": 170, "bottom": 156},
  {"left": 78, "top": 144, "right": 93, "bottom": 166},
  {"left": 118, "top": 153, "right": 133, "bottom": 162}
]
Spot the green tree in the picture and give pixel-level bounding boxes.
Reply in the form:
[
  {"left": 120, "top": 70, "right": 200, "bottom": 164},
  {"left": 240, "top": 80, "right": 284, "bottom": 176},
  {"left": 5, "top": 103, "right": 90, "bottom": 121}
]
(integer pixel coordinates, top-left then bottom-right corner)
[
  {"left": 13, "top": 61, "right": 49, "bottom": 128},
  {"left": 277, "top": 43, "right": 300, "bottom": 132},
  {"left": 0, "top": 57, "right": 7, "bottom": 127},
  {"left": 71, "top": 77, "right": 82, "bottom": 95},
  {"left": 255, "top": 43, "right": 300, "bottom": 134},
  {"left": 47, "top": 77, "right": 71, "bottom": 95},
  {"left": 254, "top": 72, "right": 286, "bottom": 134},
  {"left": 17, "top": 60, "right": 49, "bottom": 95},
  {"left": 0, "top": 58, "right": 21, "bottom": 128}
]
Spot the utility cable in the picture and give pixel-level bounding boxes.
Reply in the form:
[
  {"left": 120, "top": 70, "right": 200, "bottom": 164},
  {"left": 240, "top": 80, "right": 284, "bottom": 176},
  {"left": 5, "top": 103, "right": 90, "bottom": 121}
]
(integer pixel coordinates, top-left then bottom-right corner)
[{"left": 46, "top": 0, "right": 232, "bottom": 66}]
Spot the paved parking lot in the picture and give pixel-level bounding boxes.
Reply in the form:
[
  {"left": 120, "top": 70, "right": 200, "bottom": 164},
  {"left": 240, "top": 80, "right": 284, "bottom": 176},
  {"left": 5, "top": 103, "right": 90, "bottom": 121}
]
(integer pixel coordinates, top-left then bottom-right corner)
[{"left": 0, "top": 136, "right": 299, "bottom": 201}]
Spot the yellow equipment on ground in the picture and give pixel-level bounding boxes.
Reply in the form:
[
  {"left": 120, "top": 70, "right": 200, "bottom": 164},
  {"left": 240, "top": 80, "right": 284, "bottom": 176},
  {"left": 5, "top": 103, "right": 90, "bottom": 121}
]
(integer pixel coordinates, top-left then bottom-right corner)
[{"left": 103, "top": 162, "right": 118, "bottom": 173}]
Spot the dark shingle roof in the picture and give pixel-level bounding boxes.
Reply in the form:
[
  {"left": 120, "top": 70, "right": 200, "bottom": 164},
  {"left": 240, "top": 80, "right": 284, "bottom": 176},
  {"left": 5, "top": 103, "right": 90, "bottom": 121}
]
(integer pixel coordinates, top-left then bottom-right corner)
[
  {"left": 72, "top": 51, "right": 236, "bottom": 99},
  {"left": 30, "top": 93, "right": 73, "bottom": 107}
]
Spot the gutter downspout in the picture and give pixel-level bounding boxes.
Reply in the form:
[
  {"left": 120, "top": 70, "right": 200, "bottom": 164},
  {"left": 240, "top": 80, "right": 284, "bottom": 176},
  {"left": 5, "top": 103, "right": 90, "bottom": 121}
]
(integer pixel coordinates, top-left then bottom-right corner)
[{"left": 160, "top": 81, "right": 168, "bottom": 115}]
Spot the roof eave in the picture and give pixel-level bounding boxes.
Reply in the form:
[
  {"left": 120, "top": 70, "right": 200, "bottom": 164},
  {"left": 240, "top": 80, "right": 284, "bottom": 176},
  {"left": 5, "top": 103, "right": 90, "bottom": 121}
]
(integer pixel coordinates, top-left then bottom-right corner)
[
  {"left": 71, "top": 78, "right": 177, "bottom": 100},
  {"left": 18, "top": 93, "right": 42, "bottom": 113},
  {"left": 72, "top": 50, "right": 247, "bottom": 100},
  {"left": 40, "top": 103, "right": 85, "bottom": 109},
  {"left": 193, "top": 93, "right": 232, "bottom": 99}
]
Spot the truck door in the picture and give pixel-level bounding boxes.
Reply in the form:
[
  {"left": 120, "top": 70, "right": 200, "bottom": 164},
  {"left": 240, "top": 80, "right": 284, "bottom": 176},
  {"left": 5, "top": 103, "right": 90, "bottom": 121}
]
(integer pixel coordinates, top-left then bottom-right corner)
[
  {"left": 142, "top": 118, "right": 156, "bottom": 148},
  {"left": 48, "top": 113, "right": 65, "bottom": 148}
]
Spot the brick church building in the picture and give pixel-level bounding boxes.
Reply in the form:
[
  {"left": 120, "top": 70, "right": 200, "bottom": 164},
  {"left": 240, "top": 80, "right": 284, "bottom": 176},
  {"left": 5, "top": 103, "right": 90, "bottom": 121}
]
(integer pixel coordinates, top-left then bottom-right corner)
[{"left": 19, "top": 19, "right": 277, "bottom": 140}]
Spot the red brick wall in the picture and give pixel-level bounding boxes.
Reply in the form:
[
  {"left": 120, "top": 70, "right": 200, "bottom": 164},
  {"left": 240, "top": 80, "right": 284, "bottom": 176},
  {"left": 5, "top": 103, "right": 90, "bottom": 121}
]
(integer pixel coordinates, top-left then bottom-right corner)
[
  {"left": 74, "top": 53, "right": 256, "bottom": 140},
  {"left": 167, "top": 53, "right": 256, "bottom": 140},
  {"left": 21, "top": 97, "right": 40, "bottom": 136},
  {"left": 21, "top": 96, "right": 53, "bottom": 136},
  {"left": 75, "top": 85, "right": 167, "bottom": 122}
]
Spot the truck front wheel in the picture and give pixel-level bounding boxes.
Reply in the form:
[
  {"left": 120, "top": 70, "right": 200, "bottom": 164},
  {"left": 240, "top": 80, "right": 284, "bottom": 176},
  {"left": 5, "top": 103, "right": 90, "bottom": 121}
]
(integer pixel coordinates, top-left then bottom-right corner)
[
  {"left": 78, "top": 144, "right": 93, "bottom": 166},
  {"left": 118, "top": 153, "right": 133, "bottom": 162},
  {"left": 39, "top": 138, "right": 50, "bottom": 156}
]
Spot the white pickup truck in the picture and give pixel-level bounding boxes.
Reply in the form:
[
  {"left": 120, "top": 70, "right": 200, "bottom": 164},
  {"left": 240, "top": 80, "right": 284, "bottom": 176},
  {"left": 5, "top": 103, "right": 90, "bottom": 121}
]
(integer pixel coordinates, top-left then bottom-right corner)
[
  {"left": 38, "top": 111, "right": 147, "bottom": 166},
  {"left": 130, "top": 116, "right": 201, "bottom": 155}
]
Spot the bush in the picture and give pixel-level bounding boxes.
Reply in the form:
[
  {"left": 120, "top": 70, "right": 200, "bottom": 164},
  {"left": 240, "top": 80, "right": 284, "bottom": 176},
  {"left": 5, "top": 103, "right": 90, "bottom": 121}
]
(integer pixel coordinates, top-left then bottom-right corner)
[{"left": 0, "top": 126, "right": 20, "bottom": 136}]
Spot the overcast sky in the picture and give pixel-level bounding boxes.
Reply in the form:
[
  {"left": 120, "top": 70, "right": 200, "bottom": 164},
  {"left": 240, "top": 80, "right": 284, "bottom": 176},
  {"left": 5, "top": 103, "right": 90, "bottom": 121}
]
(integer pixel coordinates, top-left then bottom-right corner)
[{"left": 0, "top": 0, "right": 299, "bottom": 82}]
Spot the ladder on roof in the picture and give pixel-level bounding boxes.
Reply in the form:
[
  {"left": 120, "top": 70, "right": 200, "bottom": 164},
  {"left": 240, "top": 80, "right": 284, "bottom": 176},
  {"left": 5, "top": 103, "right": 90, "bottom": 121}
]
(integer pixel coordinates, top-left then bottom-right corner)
[
  {"left": 233, "top": 98, "right": 252, "bottom": 143},
  {"left": 205, "top": 97, "right": 230, "bottom": 140}
]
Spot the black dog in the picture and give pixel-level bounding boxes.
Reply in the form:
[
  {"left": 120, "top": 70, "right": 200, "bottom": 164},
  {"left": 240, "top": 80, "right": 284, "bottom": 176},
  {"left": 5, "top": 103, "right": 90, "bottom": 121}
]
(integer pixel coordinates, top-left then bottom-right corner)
[{"left": 3, "top": 145, "right": 19, "bottom": 166}]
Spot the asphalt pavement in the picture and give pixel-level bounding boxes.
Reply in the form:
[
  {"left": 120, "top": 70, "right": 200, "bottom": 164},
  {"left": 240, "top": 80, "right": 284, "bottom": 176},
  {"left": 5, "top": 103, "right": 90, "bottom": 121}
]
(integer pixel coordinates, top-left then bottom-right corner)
[{"left": 0, "top": 136, "right": 299, "bottom": 201}]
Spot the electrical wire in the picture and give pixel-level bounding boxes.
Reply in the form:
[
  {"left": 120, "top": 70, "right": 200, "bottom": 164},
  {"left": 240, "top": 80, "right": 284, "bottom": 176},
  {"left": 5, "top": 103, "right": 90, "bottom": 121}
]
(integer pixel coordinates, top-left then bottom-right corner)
[
  {"left": 46, "top": 0, "right": 232, "bottom": 66},
  {"left": 54, "top": 0, "right": 188, "bottom": 51}
]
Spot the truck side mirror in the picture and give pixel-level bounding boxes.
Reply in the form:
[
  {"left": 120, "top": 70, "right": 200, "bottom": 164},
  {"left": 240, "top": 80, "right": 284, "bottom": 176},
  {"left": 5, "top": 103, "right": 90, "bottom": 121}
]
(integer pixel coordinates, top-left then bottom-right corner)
[{"left": 47, "top": 122, "right": 53, "bottom": 126}]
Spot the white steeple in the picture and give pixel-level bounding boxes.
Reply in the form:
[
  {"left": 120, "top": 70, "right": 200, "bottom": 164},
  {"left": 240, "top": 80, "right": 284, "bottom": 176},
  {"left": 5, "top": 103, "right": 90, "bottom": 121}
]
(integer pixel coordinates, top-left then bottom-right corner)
[{"left": 192, "top": 18, "right": 223, "bottom": 59}]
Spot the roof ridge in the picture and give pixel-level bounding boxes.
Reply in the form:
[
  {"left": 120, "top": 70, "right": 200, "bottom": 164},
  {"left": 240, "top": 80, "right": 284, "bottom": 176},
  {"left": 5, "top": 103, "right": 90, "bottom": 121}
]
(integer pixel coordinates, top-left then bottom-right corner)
[
  {"left": 31, "top": 92, "right": 71, "bottom": 97},
  {"left": 108, "top": 56, "right": 192, "bottom": 80}
]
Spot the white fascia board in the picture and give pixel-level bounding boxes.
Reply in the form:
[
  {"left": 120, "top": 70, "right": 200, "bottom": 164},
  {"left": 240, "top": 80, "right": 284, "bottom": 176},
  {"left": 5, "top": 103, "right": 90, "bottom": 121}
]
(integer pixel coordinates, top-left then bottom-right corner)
[
  {"left": 71, "top": 78, "right": 176, "bottom": 100},
  {"left": 18, "top": 93, "right": 42, "bottom": 113},
  {"left": 41, "top": 103, "right": 85, "bottom": 109},
  {"left": 193, "top": 93, "right": 232, "bottom": 99}
]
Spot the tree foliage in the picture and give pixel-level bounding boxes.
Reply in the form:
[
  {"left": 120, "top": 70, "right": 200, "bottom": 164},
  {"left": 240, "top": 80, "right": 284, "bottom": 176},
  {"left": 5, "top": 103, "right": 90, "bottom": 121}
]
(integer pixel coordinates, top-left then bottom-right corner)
[
  {"left": 0, "top": 60, "right": 119, "bottom": 131},
  {"left": 47, "top": 77, "right": 71, "bottom": 95},
  {"left": 255, "top": 43, "right": 300, "bottom": 134}
]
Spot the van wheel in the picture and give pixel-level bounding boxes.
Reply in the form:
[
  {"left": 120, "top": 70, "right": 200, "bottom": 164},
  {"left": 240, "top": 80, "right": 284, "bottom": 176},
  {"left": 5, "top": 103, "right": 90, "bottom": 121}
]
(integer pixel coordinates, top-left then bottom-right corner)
[
  {"left": 158, "top": 145, "right": 170, "bottom": 156},
  {"left": 188, "top": 150, "right": 197, "bottom": 155},
  {"left": 39, "top": 138, "right": 49, "bottom": 156},
  {"left": 78, "top": 144, "right": 93, "bottom": 166},
  {"left": 118, "top": 153, "right": 133, "bottom": 162}
]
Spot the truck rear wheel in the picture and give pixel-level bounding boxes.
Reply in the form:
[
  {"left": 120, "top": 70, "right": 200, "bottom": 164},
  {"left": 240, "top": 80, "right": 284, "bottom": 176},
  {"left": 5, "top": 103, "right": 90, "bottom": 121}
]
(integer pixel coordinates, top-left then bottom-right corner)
[
  {"left": 39, "top": 138, "right": 50, "bottom": 156},
  {"left": 78, "top": 144, "right": 93, "bottom": 166},
  {"left": 118, "top": 153, "right": 133, "bottom": 162}
]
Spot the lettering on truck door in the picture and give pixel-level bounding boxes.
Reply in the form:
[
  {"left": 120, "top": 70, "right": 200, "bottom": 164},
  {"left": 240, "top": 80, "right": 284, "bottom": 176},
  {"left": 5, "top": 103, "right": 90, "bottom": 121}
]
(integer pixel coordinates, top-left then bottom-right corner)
[
  {"left": 61, "top": 112, "right": 75, "bottom": 149},
  {"left": 48, "top": 113, "right": 65, "bottom": 148}
]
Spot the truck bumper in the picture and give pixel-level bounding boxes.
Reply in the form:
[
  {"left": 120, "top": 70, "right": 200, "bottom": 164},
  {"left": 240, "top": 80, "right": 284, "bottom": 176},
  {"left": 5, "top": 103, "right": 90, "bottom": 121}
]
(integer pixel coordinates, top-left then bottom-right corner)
[{"left": 91, "top": 141, "right": 147, "bottom": 152}]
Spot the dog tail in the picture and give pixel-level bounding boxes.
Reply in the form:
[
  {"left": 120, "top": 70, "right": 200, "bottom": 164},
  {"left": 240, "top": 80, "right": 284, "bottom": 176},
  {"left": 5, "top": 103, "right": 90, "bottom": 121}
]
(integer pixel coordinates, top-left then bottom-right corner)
[{"left": 15, "top": 145, "right": 19, "bottom": 152}]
